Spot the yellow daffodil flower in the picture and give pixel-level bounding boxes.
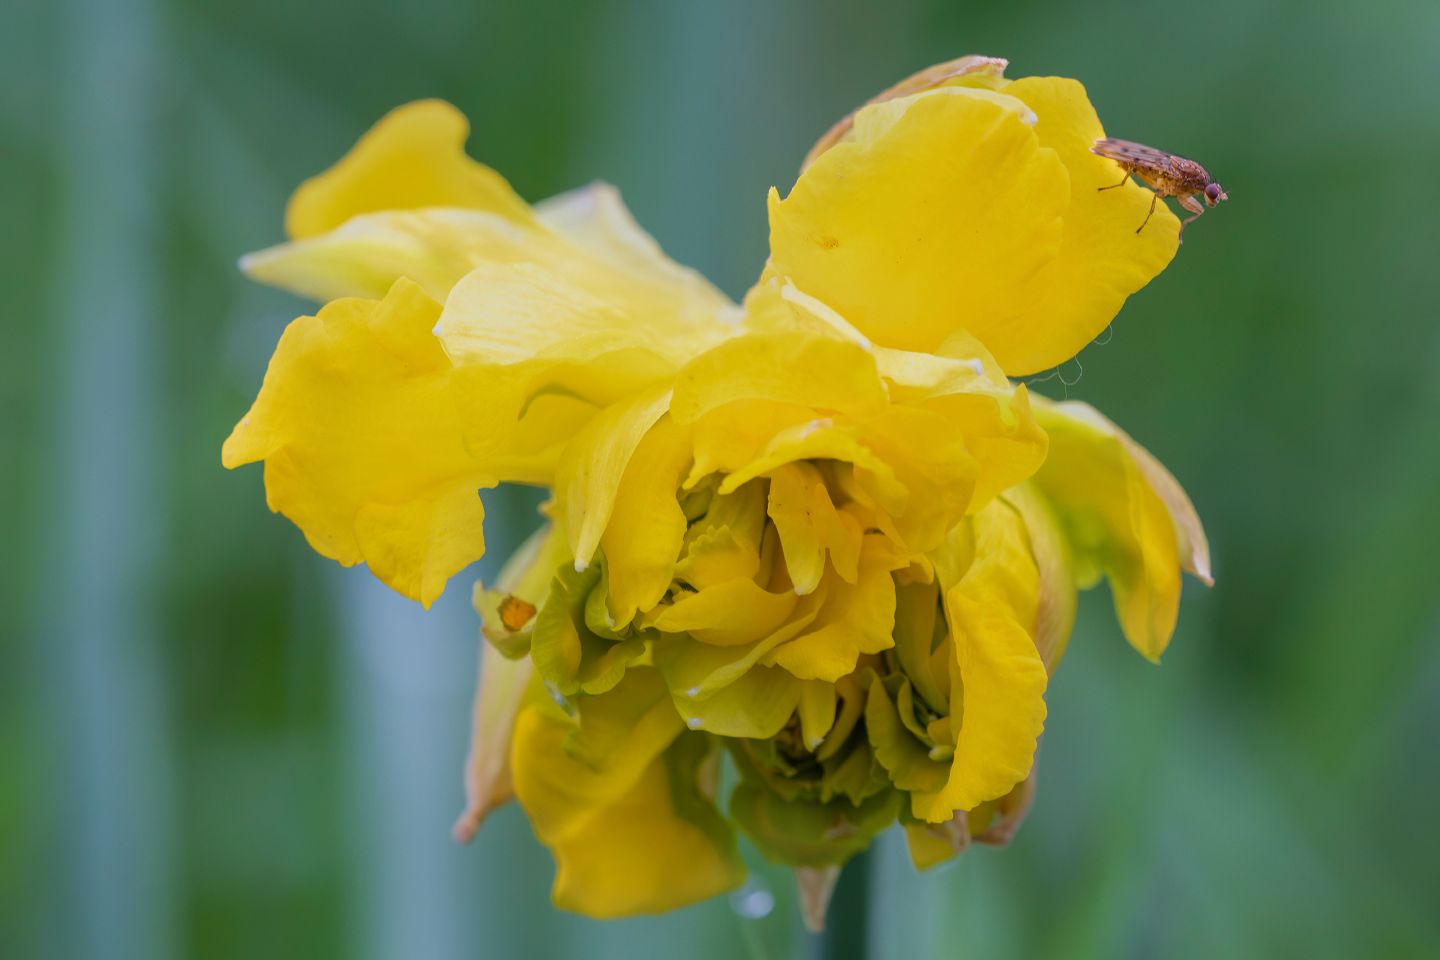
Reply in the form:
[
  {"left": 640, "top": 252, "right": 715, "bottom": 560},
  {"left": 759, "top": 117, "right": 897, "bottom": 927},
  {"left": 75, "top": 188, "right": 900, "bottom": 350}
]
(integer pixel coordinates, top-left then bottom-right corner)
[{"left": 223, "top": 55, "right": 1209, "bottom": 927}]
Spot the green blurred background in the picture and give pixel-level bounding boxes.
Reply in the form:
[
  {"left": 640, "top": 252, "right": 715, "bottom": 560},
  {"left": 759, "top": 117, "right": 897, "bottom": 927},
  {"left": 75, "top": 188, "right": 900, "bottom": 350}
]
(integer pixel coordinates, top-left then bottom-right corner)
[{"left": 4, "top": 0, "right": 1438, "bottom": 957}]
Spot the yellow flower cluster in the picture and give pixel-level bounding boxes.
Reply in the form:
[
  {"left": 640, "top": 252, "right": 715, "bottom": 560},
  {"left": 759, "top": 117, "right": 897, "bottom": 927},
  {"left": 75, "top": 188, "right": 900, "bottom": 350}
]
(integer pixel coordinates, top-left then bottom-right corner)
[{"left": 225, "top": 56, "right": 1210, "bottom": 926}]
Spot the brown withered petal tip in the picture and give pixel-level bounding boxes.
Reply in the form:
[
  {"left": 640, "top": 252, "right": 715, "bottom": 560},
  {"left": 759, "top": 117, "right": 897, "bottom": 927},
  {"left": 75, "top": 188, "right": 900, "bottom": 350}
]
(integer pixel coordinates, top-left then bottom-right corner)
[
  {"left": 796, "top": 865, "right": 842, "bottom": 933},
  {"left": 800, "top": 55, "right": 1009, "bottom": 172}
]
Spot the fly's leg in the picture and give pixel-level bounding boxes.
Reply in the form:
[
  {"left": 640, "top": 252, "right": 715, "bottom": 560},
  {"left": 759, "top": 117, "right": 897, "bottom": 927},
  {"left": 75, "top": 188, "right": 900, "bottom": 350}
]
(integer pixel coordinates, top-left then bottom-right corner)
[
  {"left": 1179, "top": 193, "right": 1206, "bottom": 227},
  {"left": 1136, "top": 192, "right": 1159, "bottom": 234},
  {"left": 1177, "top": 194, "right": 1205, "bottom": 244},
  {"left": 1097, "top": 170, "right": 1131, "bottom": 191}
]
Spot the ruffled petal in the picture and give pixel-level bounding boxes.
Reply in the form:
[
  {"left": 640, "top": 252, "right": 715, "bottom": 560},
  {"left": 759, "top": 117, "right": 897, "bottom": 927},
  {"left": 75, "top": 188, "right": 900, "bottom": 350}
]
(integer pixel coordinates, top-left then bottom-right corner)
[
  {"left": 913, "top": 502, "right": 1047, "bottom": 820},
  {"left": 222, "top": 279, "right": 492, "bottom": 607}
]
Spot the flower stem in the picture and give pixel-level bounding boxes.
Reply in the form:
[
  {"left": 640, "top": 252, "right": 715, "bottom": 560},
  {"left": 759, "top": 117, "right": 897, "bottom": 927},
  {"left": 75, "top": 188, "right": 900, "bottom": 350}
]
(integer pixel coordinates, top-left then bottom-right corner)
[{"left": 818, "top": 850, "right": 871, "bottom": 960}]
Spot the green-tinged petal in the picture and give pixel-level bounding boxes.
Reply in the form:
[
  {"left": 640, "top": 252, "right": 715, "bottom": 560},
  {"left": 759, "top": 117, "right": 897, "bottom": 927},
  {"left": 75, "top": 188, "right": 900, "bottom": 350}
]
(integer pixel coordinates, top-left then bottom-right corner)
[
  {"left": 455, "top": 524, "right": 570, "bottom": 842},
  {"left": 222, "top": 279, "right": 491, "bottom": 607},
  {"left": 531, "top": 563, "right": 644, "bottom": 696},
  {"left": 472, "top": 520, "right": 567, "bottom": 658},
  {"left": 768, "top": 88, "right": 1067, "bottom": 362},
  {"left": 558, "top": 386, "right": 673, "bottom": 569},
  {"left": 512, "top": 670, "right": 744, "bottom": 917},
  {"left": 797, "top": 681, "right": 838, "bottom": 751},
  {"left": 866, "top": 675, "right": 949, "bottom": 793},
  {"left": 673, "top": 665, "right": 801, "bottom": 739},
  {"left": 1031, "top": 398, "right": 1200, "bottom": 660},
  {"left": 893, "top": 579, "right": 948, "bottom": 712},
  {"left": 284, "top": 100, "right": 533, "bottom": 240},
  {"left": 729, "top": 775, "right": 900, "bottom": 868}
]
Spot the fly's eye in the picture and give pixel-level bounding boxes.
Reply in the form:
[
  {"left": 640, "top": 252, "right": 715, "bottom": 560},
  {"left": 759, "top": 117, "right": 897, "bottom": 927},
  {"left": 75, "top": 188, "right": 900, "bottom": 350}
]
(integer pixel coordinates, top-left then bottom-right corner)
[{"left": 1204, "top": 183, "right": 1222, "bottom": 201}]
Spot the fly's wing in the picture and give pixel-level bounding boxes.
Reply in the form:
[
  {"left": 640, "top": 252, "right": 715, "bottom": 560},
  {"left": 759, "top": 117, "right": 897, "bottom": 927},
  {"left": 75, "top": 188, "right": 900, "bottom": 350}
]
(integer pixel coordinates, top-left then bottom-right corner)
[
  {"left": 1166, "top": 155, "right": 1213, "bottom": 192},
  {"left": 1090, "top": 138, "right": 1180, "bottom": 177}
]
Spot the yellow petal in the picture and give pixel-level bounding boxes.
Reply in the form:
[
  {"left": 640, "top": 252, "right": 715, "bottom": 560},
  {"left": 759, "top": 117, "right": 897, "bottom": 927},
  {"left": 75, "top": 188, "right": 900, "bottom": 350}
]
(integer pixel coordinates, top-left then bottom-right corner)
[
  {"left": 797, "top": 681, "right": 838, "bottom": 750},
  {"left": 670, "top": 331, "right": 887, "bottom": 426},
  {"left": 787, "top": 62, "right": 1182, "bottom": 376},
  {"left": 557, "top": 387, "right": 674, "bottom": 569},
  {"left": 599, "top": 415, "right": 694, "bottom": 626},
  {"left": 511, "top": 669, "right": 743, "bottom": 917},
  {"left": 914, "top": 503, "right": 1047, "bottom": 820},
  {"left": 672, "top": 664, "right": 801, "bottom": 739},
  {"left": 981, "top": 77, "right": 1180, "bottom": 374},
  {"left": 249, "top": 198, "right": 734, "bottom": 335},
  {"left": 919, "top": 385, "right": 1050, "bottom": 512},
  {"left": 765, "top": 461, "right": 861, "bottom": 595},
  {"left": 768, "top": 88, "right": 1067, "bottom": 360},
  {"left": 284, "top": 100, "right": 533, "bottom": 240},
  {"left": 438, "top": 258, "right": 728, "bottom": 380},
  {"left": 674, "top": 523, "right": 762, "bottom": 592},
  {"left": 741, "top": 277, "right": 872, "bottom": 348},
  {"left": 222, "top": 279, "right": 492, "bottom": 606},
  {"left": 1031, "top": 399, "right": 1201, "bottom": 660},
  {"left": 765, "top": 536, "right": 901, "bottom": 682},
  {"left": 685, "top": 399, "right": 817, "bottom": 487},
  {"left": 243, "top": 208, "right": 535, "bottom": 304},
  {"left": 651, "top": 577, "right": 799, "bottom": 647},
  {"left": 716, "top": 419, "right": 908, "bottom": 514},
  {"left": 535, "top": 180, "right": 734, "bottom": 317},
  {"left": 653, "top": 589, "right": 825, "bottom": 698}
]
